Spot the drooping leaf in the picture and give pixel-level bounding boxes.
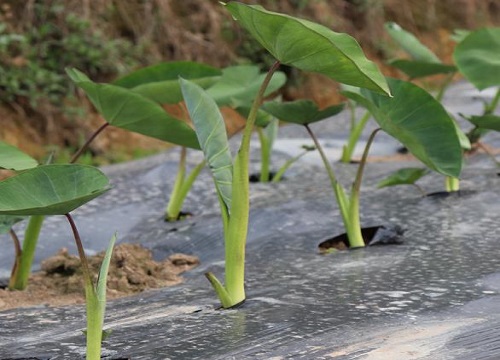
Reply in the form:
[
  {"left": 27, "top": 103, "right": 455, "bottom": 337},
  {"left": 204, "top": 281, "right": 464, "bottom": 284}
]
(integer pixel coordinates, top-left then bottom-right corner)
[
  {"left": 206, "top": 65, "right": 286, "bottom": 107},
  {"left": 0, "top": 215, "right": 25, "bottom": 234},
  {"left": 261, "top": 100, "right": 345, "bottom": 125},
  {"left": 113, "top": 62, "right": 222, "bottom": 104},
  {"left": 384, "top": 22, "right": 441, "bottom": 63},
  {"left": 180, "top": 78, "right": 233, "bottom": 211},
  {"left": 0, "top": 141, "right": 38, "bottom": 171},
  {"left": 345, "top": 78, "right": 462, "bottom": 178},
  {"left": 67, "top": 68, "right": 200, "bottom": 149},
  {"left": 377, "top": 168, "right": 429, "bottom": 188},
  {"left": 454, "top": 28, "right": 500, "bottom": 90},
  {"left": 388, "top": 59, "right": 456, "bottom": 79},
  {"left": 225, "top": 2, "right": 390, "bottom": 96},
  {"left": 0, "top": 164, "right": 110, "bottom": 216},
  {"left": 468, "top": 114, "right": 500, "bottom": 131}
]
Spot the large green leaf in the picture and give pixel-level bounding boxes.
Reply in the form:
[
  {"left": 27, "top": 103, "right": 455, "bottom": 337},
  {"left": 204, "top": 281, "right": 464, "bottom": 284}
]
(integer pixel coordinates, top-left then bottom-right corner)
[
  {"left": 67, "top": 68, "right": 200, "bottom": 149},
  {"left": 377, "top": 167, "right": 429, "bottom": 188},
  {"left": 454, "top": 28, "right": 500, "bottom": 90},
  {"left": 388, "top": 60, "right": 456, "bottom": 79},
  {"left": 206, "top": 65, "right": 286, "bottom": 107},
  {"left": 113, "top": 62, "right": 222, "bottom": 104},
  {"left": 468, "top": 114, "right": 500, "bottom": 131},
  {"left": 345, "top": 78, "right": 462, "bottom": 178},
  {"left": 384, "top": 22, "right": 441, "bottom": 63},
  {"left": 0, "top": 141, "right": 38, "bottom": 171},
  {"left": 261, "top": 100, "right": 345, "bottom": 125},
  {"left": 180, "top": 78, "right": 233, "bottom": 211},
  {"left": 0, "top": 164, "right": 110, "bottom": 216},
  {"left": 225, "top": 2, "right": 390, "bottom": 96}
]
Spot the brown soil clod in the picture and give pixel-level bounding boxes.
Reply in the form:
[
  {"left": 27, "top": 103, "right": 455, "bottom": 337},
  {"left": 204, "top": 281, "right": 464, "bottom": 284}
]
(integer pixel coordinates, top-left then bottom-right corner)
[{"left": 0, "top": 244, "right": 199, "bottom": 311}]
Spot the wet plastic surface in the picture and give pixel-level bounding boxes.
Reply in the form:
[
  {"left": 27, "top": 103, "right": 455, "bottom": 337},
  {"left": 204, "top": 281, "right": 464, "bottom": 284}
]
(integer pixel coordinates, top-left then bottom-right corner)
[{"left": 1, "top": 82, "right": 500, "bottom": 359}]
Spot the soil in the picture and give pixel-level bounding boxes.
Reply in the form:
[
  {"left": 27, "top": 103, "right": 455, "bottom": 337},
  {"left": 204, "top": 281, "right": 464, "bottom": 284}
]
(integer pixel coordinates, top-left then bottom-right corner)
[{"left": 0, "top": 244, "right": 199, "bottom": 311}]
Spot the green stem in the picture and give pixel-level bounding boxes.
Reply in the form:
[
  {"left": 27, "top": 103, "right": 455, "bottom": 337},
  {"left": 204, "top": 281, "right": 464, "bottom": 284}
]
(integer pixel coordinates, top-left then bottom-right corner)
[
  {"left": 435, "top": 72, "right": 455, "bottom": 102},
  {"left": 341, "top": 111, "right": 371, "bottom": 163},
  {"left": 271, "top": 149, "right": 310, "bottom": 183},
  {"left": 211, "top": 60, "right": 281, "bottom": 308},
  {"left": 348, "top": 128, "right": 382, "bottom": 248},
  {"left": 445, "top": 176, "right": 460, "bottom": 192},
  {"left": 65, "top": 214, "right": 102, "bottom": 360},
  {"left": 485, "top": 88, "right": 500, "bottom": 115},
  {"left": 304, "top": 124, "right": 352, "bottom": 238},
  {"left": 165, "top": 147, "right": 187, "bottom": 221},
  {"left": 8, "top": 215, "right": 45, "bottom": 290},
  {"left": 70, "top": 122, "right": 110, "bottom": 164},
  {"left": 257, "top": 127, "right": 271, "bottom": 182}
]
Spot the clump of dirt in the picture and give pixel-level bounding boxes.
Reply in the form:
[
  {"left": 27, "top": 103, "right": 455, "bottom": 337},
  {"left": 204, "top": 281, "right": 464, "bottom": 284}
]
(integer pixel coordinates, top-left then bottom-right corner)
[{"left": 0, "top": 244, "right": 199, "bottom": 311}]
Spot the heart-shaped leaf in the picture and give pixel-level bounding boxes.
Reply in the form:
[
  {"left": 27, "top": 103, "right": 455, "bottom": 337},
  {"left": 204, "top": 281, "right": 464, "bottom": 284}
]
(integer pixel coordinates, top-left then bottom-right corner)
[
  {"left": 114, "top": 61, "right": 222, "bottom": 104},
  {"left": 378, "top": 167, "right": 429, "bottom": 188},
  {"left": 384, "top": 22, "right": 441, "bottom": 63},
  {"left": 67, "top": 68, "right": 200, "bottom": 149},
  {"left": 261, "top": 100, "right": 345, "bottom": 125},
  {"left": 344, "top": 78, "right": 462, "bottom": 178},
  {"left": 206, "top": 65, "right": 286, "bottom": 107},
  {"left": 180, "top": 78, "right": 233, "bottom": 211},
  {"left": 388, "top": 60, "right": 456, "bottom": 79},
  {"left": 225, "top": 2, "right": 390, "bottom": 96},
  {"left": 0, "top": 164, "right": 110, "bottom": 215},
  {"left": 0, "top": 141, "right": 38, "bottom": 171},
  {"left": 454, "top": 28, "right": 500, "bottom": 90}
]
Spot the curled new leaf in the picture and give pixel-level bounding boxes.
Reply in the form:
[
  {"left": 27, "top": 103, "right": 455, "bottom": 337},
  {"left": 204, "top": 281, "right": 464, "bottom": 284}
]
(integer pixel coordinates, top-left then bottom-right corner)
[
  {"left": 261, "top": 100, "right": 345, "bottom": 125},
  {"left": 180, "top": 78, "right": 233, "bottom": 211},
  {"left": 468, "top": 114, "right": 500, "bottom": 131},
  {"left": 225, "top": 2, "right": 390, "bottom": 96},
  {"left": 0, "top": 164, "right": 110, "bottom": 216}
]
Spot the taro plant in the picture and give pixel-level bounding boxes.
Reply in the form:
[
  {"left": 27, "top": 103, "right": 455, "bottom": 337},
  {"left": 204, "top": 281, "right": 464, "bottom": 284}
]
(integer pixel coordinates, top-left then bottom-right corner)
[
  {"left": 0, "top": 164, "right": 115, "bottom": 360},
  {"left": 264, "top": 77, "right": 463, "bottom": 248},
  {"left": 178, "top": 1, "right": 394, "bottom": 308}
]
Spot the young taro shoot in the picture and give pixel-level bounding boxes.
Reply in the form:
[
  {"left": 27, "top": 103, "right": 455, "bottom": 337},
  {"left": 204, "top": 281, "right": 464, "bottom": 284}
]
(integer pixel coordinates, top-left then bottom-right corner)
[{"left": 0, "top": 164, "right": 114, "bottom": 360}]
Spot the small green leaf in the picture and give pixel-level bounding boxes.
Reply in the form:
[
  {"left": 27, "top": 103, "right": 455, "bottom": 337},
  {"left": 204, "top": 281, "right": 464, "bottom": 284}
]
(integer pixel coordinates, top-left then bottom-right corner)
[
  {"left": 388, "top": 59, "right": 456, "bottom": 79},
  {"left": 67, "top": 68, "right": 200, "bottom": 149},
  {"left": 225, "top": 2, "right": 390, "bottom": 95},
  {"left": 113, "top": 61, "right": 222, "bottom": 104},
  {"left": 454, "top": 28, "right": 500, "bottom": 90},
  {"left": 468, "top": 114, "right": 500, "bottom": 131},
  {"left": 348, "top": 78, "right": 463, "bottom": 178},
  {"left": 0, "top": 215, "right": 25, "bottom": 234},
  {"left": 451, "top": 29, "right": 471, "bottom": 43},
  {"left": 96, "top": 233, "right": 117, "bottom": 302},
  {"left": 384, "top": 22, "right": 441, "bottom": 63},
  {"left": 180, "top": 78, "right": 233, "bottom": 211},
  {"left": 261, "top": 100, "right": 345, "bottom": 125},
  {"left": 0, "top": 141, "right": 38, "bottom": 171},
  {"left": 207, "top": 65, "right": 286, "bottom": 107},
  {"left": 378, "top": 168, "right": 429, "bottom": 188},
  {"left": 0, "top": 164, "right": 110, "bottom": 215}
]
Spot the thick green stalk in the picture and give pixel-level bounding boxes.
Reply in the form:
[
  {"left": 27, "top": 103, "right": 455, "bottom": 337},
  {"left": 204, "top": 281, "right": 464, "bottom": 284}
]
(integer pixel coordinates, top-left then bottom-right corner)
[
  {"left": 257, "top": 127, "right": 271, "bottom": 182},
  {"left": 213, "top": 60, "right": 281, "bottom": 308},
  {"left": 445, "top": 176, "right": 460, "bottom": 192},
  {"left": 8, "top": 215, "right": 45, "bottom": 290},
  {"left": 340, "top": 111, "right": 371, "bottom": 163}
]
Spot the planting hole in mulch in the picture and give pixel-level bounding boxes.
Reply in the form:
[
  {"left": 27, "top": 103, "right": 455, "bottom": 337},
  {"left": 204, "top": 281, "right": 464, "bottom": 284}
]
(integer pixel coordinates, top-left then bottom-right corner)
[
  {"left": 164, "top": 211, "right": 193, "bottom": 222},
  {"left": 249, "top": 172, "right": 284, "bottom": 183},
  {"left": 318, "top": 225, "right": 405, "bottom": 254},
  {"left": 0, "top": 244, "right": 199, "bottom": 311},
  {"left": 425, "top": 190, "right": 477, "bottom": 199}
]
